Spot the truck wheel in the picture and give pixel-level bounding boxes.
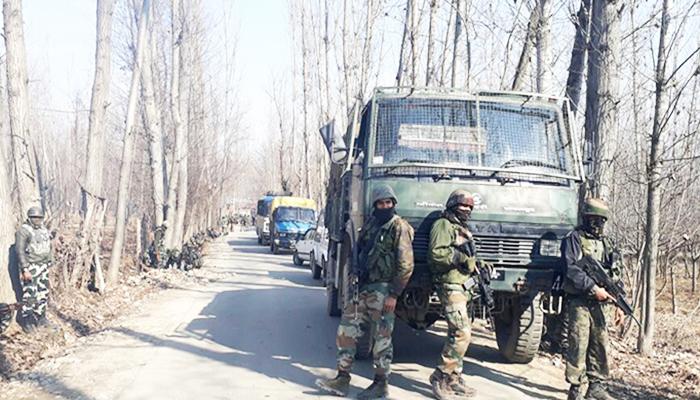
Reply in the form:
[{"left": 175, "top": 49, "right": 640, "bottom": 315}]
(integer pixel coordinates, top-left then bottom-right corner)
[
  {"left": 355, "top": 328, "right": 373, "bottom": 360},
  {"left": 311, "top": 252, "right": 322, "bottom": 280},
  {"left": 495, "top": 293, "right": 544, "bottom": 364},
  {"left": 327, "top": 283, "right": 341, "bottom": 317},
  {"left": 293, "top": 251, "right": 303, "bottom": 266}
]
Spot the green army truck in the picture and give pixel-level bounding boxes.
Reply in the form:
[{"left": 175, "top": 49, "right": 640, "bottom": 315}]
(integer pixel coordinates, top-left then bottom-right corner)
[{"left": 319, "top": 87, "right": 584, "bottom": 363}]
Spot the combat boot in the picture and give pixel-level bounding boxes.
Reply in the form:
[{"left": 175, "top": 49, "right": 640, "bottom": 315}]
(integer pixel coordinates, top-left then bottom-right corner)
[
  {"left": 567, "top": 384, "right": 584, "bottom": 400},
  {"left": 429, "top": 369, "right": 454, "bottom": 400},
  {"left": 315, "top": 371, "right": 350, "bottom": 397},
  {"left": 357, "top": 375, "right": 389, "bottom": 400},
  {"left": 448, "top": 372, "right": 475, "bottom": 398},
  {"left": 585, "top": 381, "right": 615, "bottom": 400}
]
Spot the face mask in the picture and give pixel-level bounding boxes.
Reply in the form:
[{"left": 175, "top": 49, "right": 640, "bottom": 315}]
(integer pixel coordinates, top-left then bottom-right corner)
[
  {"left": 583, "top": 217, "right": 605, "bottom": 238},
  {"left": 373, "top": 207, "right": 396, "bottom": 224},
  {"left": 453, "top": 207, "right": 472, "bottom": 224}
]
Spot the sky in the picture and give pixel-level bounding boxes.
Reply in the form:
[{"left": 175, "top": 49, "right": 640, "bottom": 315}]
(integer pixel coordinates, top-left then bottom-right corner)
[{"left": 19, "top": 0, "right": 292, "bottom": 142}]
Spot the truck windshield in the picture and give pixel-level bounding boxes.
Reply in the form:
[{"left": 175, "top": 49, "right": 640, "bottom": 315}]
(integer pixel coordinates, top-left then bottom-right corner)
[
  {"left": 275, "top": 207, "right": 315, "bottom": 222},
  {"left": 371, "top": 97, "right": 576, "bottom": 177}
]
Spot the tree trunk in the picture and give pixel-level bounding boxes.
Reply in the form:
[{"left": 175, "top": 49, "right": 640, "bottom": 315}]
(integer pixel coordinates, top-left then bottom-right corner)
[
  {"left": 71, "top": 0, "right": 114, "bottom": 288},
  {"left": 170, "top": 0, "right": 188, "bottom": 248},
  {"left": 142, "top": 17, "right": 165, "bottom": 228},
  {"left": 301, "top": 8, "right": 311, "bottom": 198},
  {"left": 450, "top": 0, "right": 462, "bottom": 88},
  {"left": 565, "top": 0, "right": 592, "bottom": 114},
  {"left": 583, "top": 0, "right": 619, "bottom": 200},
  {"left": 0, "top": 149, "right": 16, "bottom": 306},
  {"left": 425, "top": 0, "right": 437, "bottom": 86},
  {"left": 639, "top": 0, "right": 671, "bottom": 356},
  {"left": 511, "top": 4, "right": 539, "bottom": 91},
  {"left": 535, "top": 0, "right": 551, "bottom": 93},
  {"left": 395, "top": 0, "right": 412, "bottom": 86},
  {"left": 164, "top": 0, "right": 183, "bottom": 248},
  {"left": 3, "top": 0, "right": 41, "bottom": 214},
  {"left": 106, "top": 0, "right": 150, "bottom": 286}
]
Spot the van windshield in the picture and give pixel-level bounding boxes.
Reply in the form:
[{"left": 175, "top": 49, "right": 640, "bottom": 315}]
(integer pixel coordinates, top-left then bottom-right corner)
[{"left": 275, "top": 207, "right": 315, "bottom": 222}]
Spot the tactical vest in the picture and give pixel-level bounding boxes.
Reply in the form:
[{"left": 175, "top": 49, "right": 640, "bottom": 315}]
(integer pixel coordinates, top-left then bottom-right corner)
[
  {"left": 430, "top": 218, "right": 474, "bottom": 286},
  {"left": 579, "top": 234, "right": 605, "bottom": 262},
  {"left": 360, "top": 216, "right": 401, "bottom": 284},
  {"left": 21, "top": 223, "right": 51, "bottom": 262}
]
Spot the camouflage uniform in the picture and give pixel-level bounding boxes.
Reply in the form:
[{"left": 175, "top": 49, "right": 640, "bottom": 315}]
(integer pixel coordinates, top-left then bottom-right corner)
[
  {"left": 336, "top": 213, "right": 415, "bottom": 376},
  {"left": 562, "top": 198, "right": 620, "bottom": 400},
  {"left": 15, "top": 217, "right": 53, "bottom": 322},
  {"left": 428, "top": 189, "right": 480, "bottom": 399},
  {"left": 428, "top": 217, "right": 475, "bottom": 375},
  {"left": 317, "top": 185, "right": 414, "bottom": 399}
]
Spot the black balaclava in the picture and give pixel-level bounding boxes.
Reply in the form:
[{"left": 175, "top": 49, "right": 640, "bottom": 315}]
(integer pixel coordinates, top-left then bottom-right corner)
[
  {"left": 582, "top": 216, "right": 605, "bottom": 238},
  {"left": 373, "top": 202, "right": 396, "bottom": 224}
]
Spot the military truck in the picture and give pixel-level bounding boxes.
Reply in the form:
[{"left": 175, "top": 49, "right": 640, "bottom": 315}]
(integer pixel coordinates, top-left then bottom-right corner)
[{"left": 319, "top": 87, "right": 583, "bottom": 363}]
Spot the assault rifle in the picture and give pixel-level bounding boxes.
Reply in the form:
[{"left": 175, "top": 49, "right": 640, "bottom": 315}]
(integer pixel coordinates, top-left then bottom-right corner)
[
  {"left": 576, "top": 255, "right": 642, "bottom": 328},
  {"left": 457, "top": 240, "right": 496, "bottom": 326}
]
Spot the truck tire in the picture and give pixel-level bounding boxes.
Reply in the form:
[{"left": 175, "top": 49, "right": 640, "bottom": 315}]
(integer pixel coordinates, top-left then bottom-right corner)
[
  {"left": 355, "top": 327, "right": 373, "bottom": 360},
  {"left": 327, "top": 283, "right": 341, "bottom": 317},
  {"left": 311, "top": 252, "right": 322, "bottom": 280},
  {"left": 495, "top": 293, "right": 544, "bottom": 364}
]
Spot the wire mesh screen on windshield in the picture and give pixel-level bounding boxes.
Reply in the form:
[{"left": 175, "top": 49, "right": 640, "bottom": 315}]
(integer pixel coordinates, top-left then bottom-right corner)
[{"left": 372, "top": 96, "right": 574, "bottom": 177}]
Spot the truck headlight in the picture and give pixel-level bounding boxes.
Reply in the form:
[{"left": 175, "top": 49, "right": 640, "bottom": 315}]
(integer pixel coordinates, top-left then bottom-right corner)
[{"left": 539, "top": 239, "right": 560, "bottom": 257}]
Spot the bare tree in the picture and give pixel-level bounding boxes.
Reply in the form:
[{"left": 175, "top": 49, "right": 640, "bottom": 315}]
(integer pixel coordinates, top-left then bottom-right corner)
[
  {"left": 0, "top": 149, "right": 16, "bottom": 305},
  {"left": 583, "top": 0, "right": 620, "bottom": 200},
  {"left": 565, "top": 0, "right": 592, "bottom": 114},
  {"left": 395, "top": 0, "right": 412, "bottom": 86},
  {"left": 3, "top": 0, "right": 41, "bottom": 214},
  {"left": 142, "top": 9, "right": 165, "bottom": 228},
  {"left": 450, "top": 0, "right": 462, "bottom": 88},
  {"left": 639, "top": 0, "right": 671, "bottom": 356},
  {"left": 534, "top": 0, "right": 551, "bottom": 93},
  {"left": 425, "top": 0, "right": 437, "bottom": 85},
  {"left": 107, "top": 0, "right": 150, "bottom": 286},
  {"left": 511, "top": 3, "right": 540, "bottom": 91}
]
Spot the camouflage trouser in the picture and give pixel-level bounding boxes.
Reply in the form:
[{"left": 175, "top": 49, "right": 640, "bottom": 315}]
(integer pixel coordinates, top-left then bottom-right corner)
[
  {"left": 565, "top": 297, "right": 611, "bottom": 385},
  {"left": 337, "top": 282, "right": 395, "bottom": 376},
  {"left": 21, "top": 262, "right": 50, "bottom": 320},
  {"left": 436, "top": 284, "right": 472, "bottom": 375}
]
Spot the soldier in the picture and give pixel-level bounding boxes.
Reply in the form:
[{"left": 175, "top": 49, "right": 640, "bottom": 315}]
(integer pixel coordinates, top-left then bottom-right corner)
[
  {"left": 316, "top": 185, "right": 414, "bottom": 399},
  {"left": 15, "top": 206, "right": 53, "bottom": 332},
  {"left": 427, "top": 189, "right": 482, "bottom": 399},
  {"left": 147, "top": 224, "right": 168, "bottom": 268},
  {"left": 562, "top": 198, "right": 622, "bottom": 400}
]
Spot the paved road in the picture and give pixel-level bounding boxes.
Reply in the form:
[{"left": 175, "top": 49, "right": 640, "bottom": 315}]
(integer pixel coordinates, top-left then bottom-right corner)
[{"left": 1, "top": 231, "right": 568, "bottom": 400}]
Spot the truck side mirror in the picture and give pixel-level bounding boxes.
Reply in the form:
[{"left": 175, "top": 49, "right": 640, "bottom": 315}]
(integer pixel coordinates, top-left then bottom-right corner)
[{"left": 319, "top": 120, "right": 348, "bottom": 164}]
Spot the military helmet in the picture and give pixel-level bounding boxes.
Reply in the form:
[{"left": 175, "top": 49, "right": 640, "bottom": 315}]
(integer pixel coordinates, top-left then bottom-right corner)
[
  {"left": 27, "top": 206, "right": 44, "bottom": 218},
  {"left": 446, "top": 189, "right": 474, "bottom": 209},
  {"left": 371, "top": 185, "right": 398, "bottom": 206},
  {"left": 581, "top": 198, "right": 609, "bottom": 219}
]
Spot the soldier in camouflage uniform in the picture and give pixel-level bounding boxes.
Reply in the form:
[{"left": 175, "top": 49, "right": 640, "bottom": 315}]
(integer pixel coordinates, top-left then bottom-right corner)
[
  {"left": 316, "top": 185, "right": 414, "bottom": 399},
  {"left": 427, "top": 189, "right": 482, "bottom": 399},
  {"left": 15, "top": 206, "right": 53, "bottom": 332},
  {"left": 562, "top": 198, "right": 623, "bottom": 400}
]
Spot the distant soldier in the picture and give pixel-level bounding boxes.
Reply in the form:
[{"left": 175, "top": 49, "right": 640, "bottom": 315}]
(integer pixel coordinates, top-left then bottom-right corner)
[
  {"left": 147, "top": 224, "right": 168, "bottom": 268},
  {"left": 316, "top": 185, "right": 414, "bottom": 399},
  {"left": 15, "top": 206, "right": 53, "bottom": 332},
  {"left": 427, "top": 189, "right": 485, "bottom": 399},
  {"left": 563, "top": 198, "right": 623, "bottom": 400}
]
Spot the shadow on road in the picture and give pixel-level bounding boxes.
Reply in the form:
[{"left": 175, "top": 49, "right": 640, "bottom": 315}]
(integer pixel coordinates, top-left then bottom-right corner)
[{"left": 11, "top": 371, "right": 96, "bottom": 400}]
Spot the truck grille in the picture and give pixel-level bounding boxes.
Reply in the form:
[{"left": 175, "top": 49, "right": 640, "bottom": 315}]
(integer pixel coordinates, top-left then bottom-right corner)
[
  {"left": 411, "top": 226, "right": 535, "bottom": 266},
  {"left": 474, "top": 235, "right": 535, "bottom": 265}
]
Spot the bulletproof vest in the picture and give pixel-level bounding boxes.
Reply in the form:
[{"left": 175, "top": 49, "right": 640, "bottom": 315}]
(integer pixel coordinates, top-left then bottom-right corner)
[
  {"left": 22, "top": 223, "right": 51, "bottom": 259},
  {"left": 579, "top": 234, "right": 605, "bottom": 263},
  {"left": 359, "top": 216, "right": 400, "bottom": 284}
]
